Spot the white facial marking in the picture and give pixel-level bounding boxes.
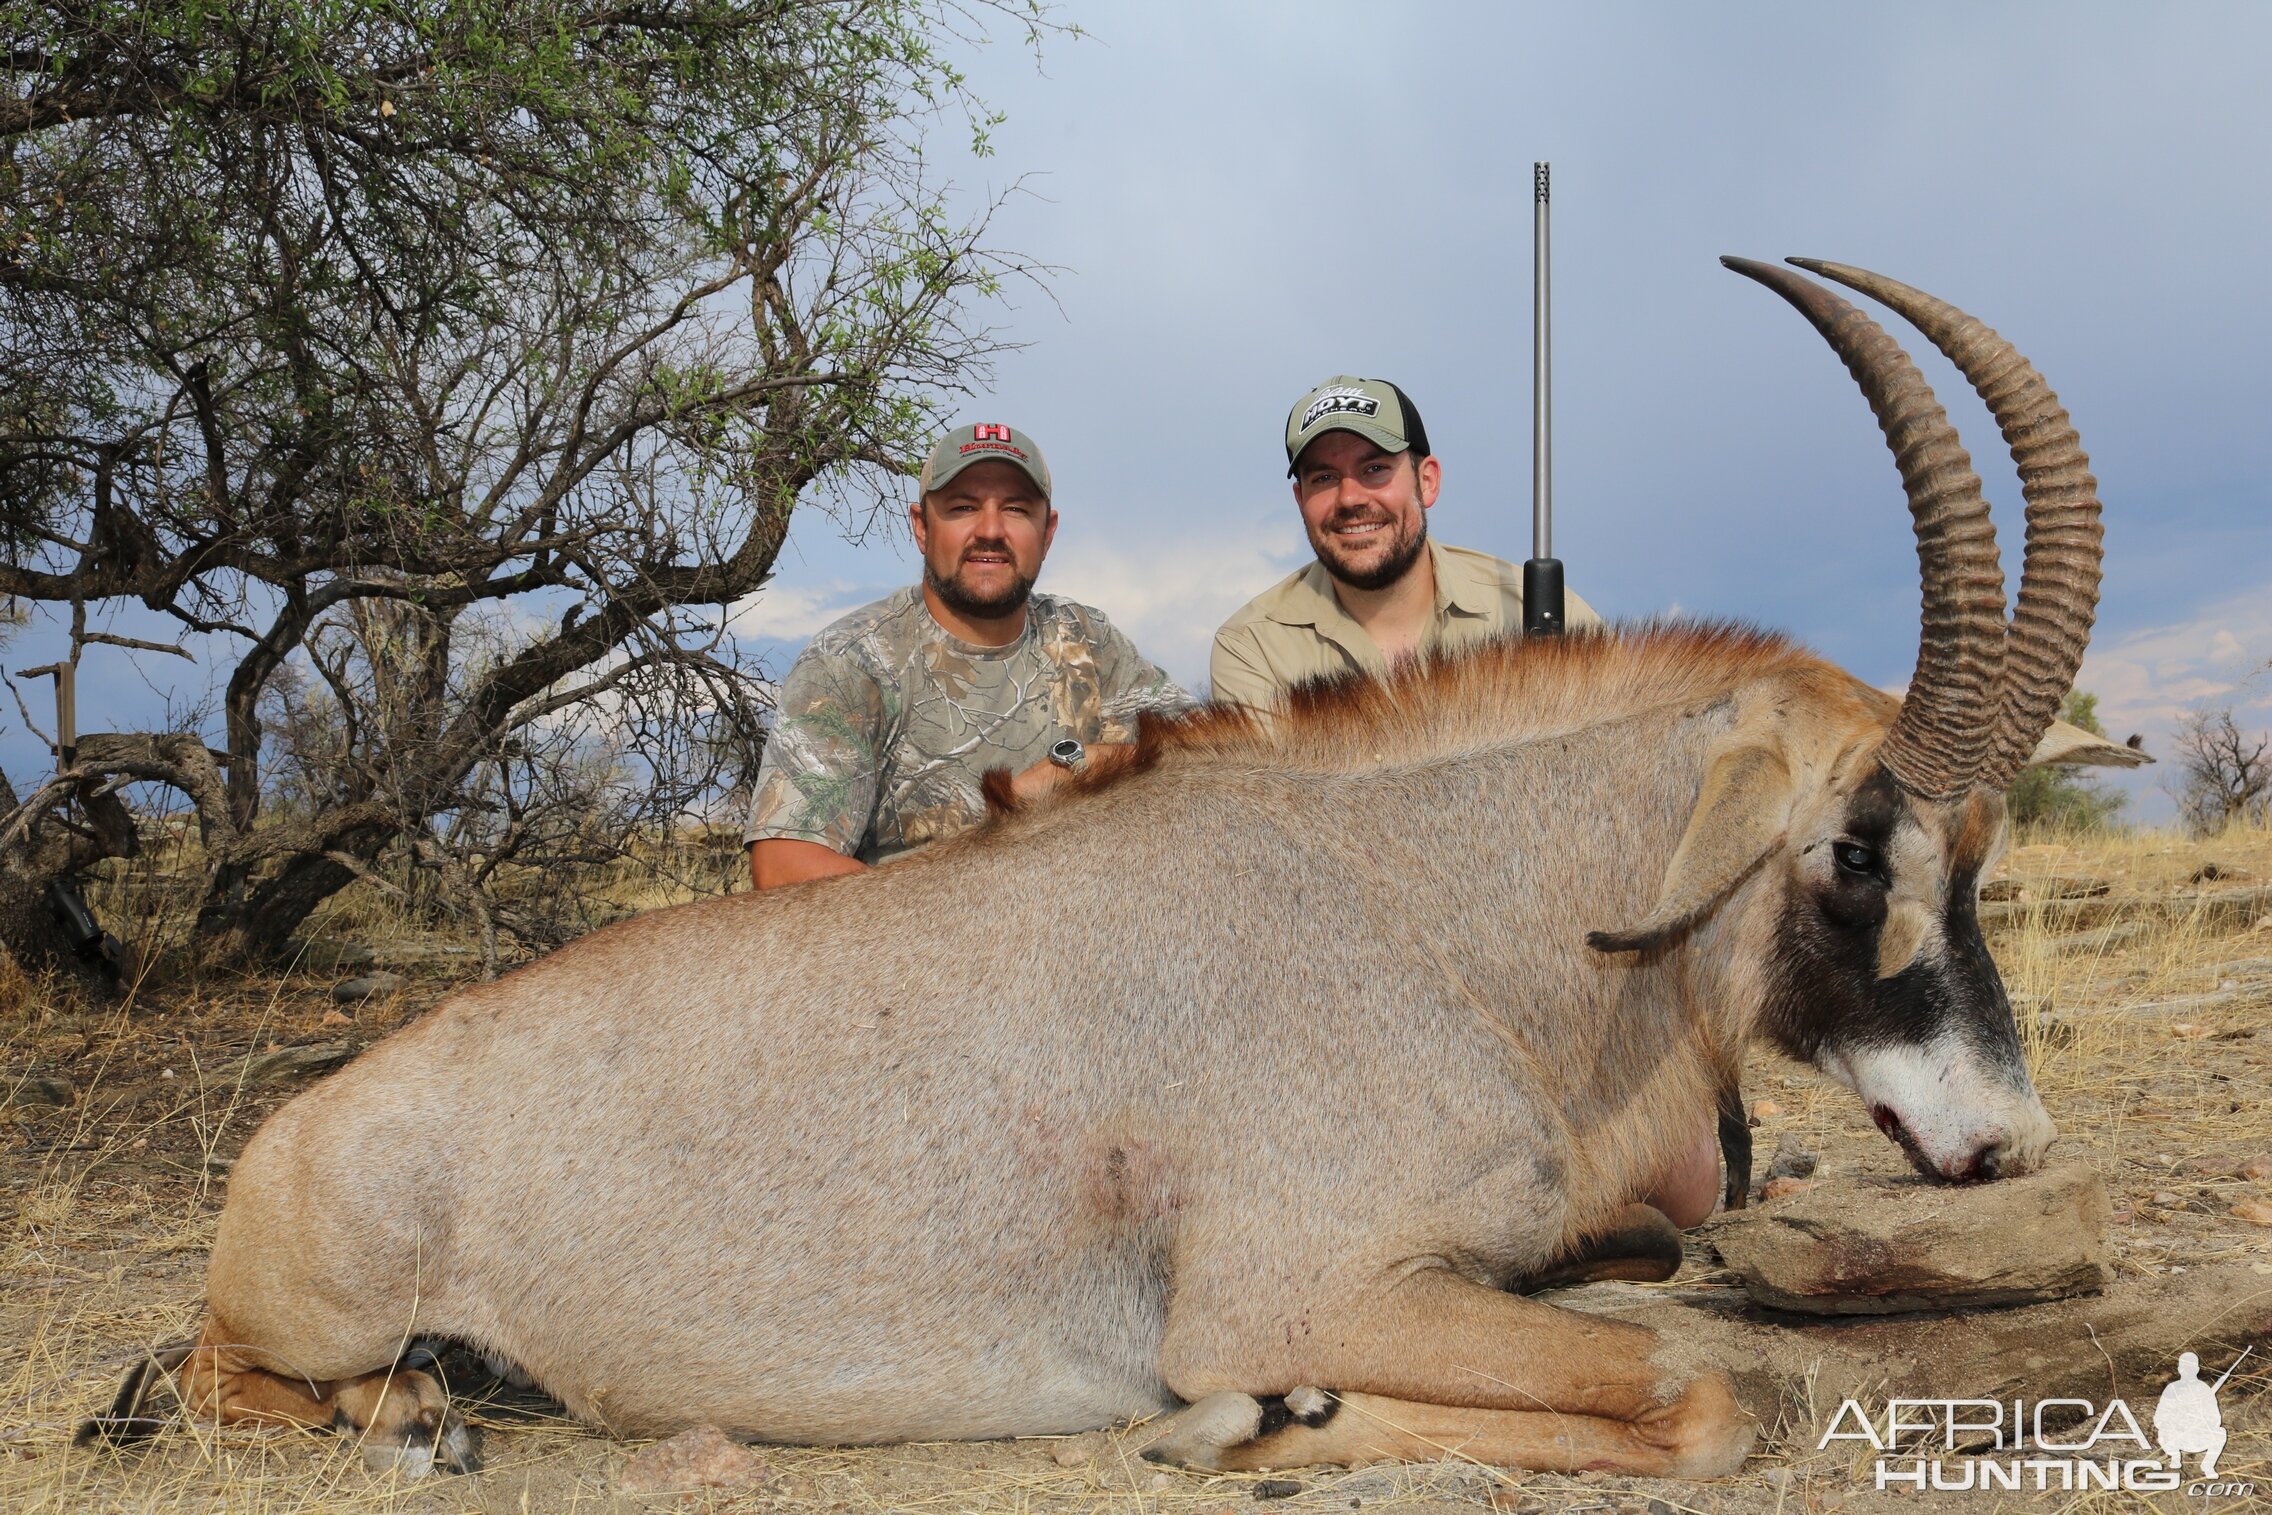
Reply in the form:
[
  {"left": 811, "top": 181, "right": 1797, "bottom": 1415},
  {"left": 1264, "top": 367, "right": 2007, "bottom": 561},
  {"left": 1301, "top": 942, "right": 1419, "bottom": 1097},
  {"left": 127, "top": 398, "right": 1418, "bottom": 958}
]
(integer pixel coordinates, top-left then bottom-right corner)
[{"left": 1818, "top": 1033, "right": 2056, "bottom": 1180}]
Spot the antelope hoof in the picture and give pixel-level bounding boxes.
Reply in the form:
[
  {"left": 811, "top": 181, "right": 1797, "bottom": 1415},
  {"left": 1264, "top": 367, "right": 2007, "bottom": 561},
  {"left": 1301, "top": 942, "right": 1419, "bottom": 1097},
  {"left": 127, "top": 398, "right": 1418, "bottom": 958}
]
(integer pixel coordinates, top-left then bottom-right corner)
[
  {"left": 1641, "top": 1373, "right": 1755, "bottom": 1479},
  {"left": 335, "top": 1367, "right": 483, "bottom": 1477},
  {"left": 357, "top": 1410, "right": 483, "bottom": 1478},
  {"left": 1139, "top": 1391, "right": 1264, "bottom": 1469},
  {"left": 1140, "top": 1387, "right": 1337, "bottom": 1470}
]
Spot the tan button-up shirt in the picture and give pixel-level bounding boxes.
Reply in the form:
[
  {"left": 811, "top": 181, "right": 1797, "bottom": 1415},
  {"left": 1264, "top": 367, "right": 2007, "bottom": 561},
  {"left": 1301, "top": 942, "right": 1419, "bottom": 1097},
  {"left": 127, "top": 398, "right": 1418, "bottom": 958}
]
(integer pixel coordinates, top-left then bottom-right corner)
[{"left": 1209, "top": 540, "right": 1601, "bottom": 714}]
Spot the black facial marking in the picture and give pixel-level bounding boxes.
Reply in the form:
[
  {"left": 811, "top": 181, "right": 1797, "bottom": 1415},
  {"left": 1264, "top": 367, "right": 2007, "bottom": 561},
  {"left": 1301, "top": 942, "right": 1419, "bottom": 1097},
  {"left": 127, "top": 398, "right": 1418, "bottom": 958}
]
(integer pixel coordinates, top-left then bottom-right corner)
[{"left": 1760, "top": 768, "right": 2021, "bottom": 1079}]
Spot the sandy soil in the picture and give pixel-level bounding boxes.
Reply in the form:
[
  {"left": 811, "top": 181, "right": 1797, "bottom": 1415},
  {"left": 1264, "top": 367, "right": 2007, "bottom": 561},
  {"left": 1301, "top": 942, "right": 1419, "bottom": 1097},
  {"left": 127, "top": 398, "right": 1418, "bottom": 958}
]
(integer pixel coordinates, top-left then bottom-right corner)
[{"left": 3, "top": 827, "right": 2269, "bottom": 1513}]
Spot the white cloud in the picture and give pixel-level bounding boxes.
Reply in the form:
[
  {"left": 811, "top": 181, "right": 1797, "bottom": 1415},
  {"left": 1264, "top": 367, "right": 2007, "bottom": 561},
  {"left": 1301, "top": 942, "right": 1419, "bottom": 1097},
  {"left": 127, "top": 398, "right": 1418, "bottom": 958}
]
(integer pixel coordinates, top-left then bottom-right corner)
[
  {"left": 725, "top": 579, "right": 881, "bottom": 644},
  {"left": 1039, "top": 522, "right": 1307, "bottom": 693},
  {"left": 2080, "top": 586, "right": 2272, "bottom": 734},
  {"left": 2073, "top": 580, "right": 2272, "bottom": 820}
]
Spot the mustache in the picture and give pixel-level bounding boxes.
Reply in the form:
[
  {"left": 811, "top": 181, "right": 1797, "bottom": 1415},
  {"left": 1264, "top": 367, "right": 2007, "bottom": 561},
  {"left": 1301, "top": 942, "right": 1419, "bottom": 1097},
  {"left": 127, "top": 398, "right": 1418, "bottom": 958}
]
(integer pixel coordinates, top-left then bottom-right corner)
[
  {"left": 958, "top": 538, "right": 1014, "bottom": 561},
  {"left": 1324, "top": 509, "right": 1398, "bottom": 531}
]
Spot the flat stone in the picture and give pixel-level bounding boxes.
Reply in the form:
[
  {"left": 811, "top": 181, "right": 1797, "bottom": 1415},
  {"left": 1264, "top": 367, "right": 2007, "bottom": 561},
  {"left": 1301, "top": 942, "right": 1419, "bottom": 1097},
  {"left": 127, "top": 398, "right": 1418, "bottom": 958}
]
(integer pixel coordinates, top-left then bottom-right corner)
[
  {"left": 331, "top": 972, "right": 404, "bottom": 1002},
  {"left": 1766, "top": 1134, "right": 1819, "bottom": 1180},
  {"left": 229, "top": 1041, "right": 355, "bottom": 1086},
  {"left": 1048, "top": 1431, "right": 1111, "bottom": 1467},
  {"left": 2045, "top": 922, "right": 2149, "bottom": 957},
  {"left": 369, "top": 942, "right": 475, "bottom": 964},
  {"left": 285, "top": 937, "right": 374, "bottom": 971},
  {"left": 617, "top": 1425, "right": 769, "bottom": 1497},
  {"left": 4, "top": 1074, "right": 74, "bottom": 1108},
  {"left": 1712, "top": 1162, "right": 2111, "bottom": 1315},
  {"left": 2126, "top": 988, "right": 2244, "bottom": 1016},
  {"left": 2208, "top": 958, "right": 2272, "bottom": 978}
]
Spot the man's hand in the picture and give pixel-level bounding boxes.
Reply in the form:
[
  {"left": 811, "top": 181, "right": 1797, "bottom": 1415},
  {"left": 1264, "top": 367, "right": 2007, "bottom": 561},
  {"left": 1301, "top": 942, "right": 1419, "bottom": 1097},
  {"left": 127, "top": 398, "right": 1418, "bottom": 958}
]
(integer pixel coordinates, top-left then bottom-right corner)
[
  {"left": 749, "top": 838, "right": 867, "bottom": 890},
  {"left": 1007, "top": 741, "right": 1138, "bottom": 805}
]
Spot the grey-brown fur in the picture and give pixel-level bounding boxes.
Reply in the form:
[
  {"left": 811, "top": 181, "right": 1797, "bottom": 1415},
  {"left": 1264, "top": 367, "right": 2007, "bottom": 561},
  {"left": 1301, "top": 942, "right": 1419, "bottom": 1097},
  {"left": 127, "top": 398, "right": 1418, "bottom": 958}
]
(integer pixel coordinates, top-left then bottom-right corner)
[{"left": 190, "top": 626, "right": 1911, "bottom": 1450}]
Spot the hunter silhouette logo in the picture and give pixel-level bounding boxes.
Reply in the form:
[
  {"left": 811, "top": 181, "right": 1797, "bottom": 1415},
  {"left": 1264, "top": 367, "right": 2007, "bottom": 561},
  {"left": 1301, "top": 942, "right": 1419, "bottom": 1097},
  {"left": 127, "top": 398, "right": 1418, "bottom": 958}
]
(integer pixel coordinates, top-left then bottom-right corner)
[
  {"left": 1819, "top": 1343, "right": 2257, "bottom": 1495},
  {"left": 2154, "top": 1347, "right": 2247, "bottom": 1478}
]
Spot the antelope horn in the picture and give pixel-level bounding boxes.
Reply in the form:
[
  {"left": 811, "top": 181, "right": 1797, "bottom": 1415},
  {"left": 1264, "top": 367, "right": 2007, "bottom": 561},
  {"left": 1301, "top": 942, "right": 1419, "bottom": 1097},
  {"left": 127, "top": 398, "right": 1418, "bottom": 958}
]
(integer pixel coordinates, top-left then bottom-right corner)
[
  {"left": 1721, "top": 257, "right": 2007, "bottom": 801},
  {"left": 1791, "top": 260, "right": 2102, "bottom": 792}
]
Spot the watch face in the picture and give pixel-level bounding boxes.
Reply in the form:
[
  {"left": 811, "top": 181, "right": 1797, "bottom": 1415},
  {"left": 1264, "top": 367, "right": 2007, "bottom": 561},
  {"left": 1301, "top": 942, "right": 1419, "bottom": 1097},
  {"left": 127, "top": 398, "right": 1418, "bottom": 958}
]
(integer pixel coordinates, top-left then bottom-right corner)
[{"left": 1050, "top": 738, "right": 1085, "bottom": 767}]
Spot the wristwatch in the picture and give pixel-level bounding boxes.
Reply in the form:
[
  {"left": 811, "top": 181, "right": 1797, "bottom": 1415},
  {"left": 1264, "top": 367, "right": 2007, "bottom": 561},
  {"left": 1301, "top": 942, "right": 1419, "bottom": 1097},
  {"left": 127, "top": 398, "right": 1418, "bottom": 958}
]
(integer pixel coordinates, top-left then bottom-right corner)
[{"left": 1048, "top": 737, "right": 1088, "bottom": 773}]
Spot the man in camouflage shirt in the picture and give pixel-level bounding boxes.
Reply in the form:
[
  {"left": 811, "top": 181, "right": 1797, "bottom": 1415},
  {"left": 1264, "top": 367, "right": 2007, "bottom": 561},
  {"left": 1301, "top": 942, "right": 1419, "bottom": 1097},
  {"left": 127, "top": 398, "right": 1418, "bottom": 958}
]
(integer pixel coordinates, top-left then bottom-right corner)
[{"left": 745, "top": 423, "right": 1191, "bottom": 888}]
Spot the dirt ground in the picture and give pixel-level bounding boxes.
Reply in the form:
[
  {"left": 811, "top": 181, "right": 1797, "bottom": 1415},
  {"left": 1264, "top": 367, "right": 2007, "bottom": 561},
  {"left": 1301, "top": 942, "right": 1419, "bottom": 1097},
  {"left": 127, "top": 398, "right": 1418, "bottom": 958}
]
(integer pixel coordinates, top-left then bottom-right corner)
[{"left": 3, "top": 826, "right": 2270, "bottom": 1513}]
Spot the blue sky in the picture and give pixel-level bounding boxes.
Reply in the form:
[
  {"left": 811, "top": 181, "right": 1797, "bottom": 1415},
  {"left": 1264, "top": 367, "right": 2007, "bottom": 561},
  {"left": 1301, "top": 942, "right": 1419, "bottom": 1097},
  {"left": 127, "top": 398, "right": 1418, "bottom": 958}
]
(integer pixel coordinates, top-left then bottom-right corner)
[
  {"left": 11, "top": 2, "right": 2270, "bottom": 822},
  {"left": 743, "top": 0, "right": 2272, "bottom": 820}
]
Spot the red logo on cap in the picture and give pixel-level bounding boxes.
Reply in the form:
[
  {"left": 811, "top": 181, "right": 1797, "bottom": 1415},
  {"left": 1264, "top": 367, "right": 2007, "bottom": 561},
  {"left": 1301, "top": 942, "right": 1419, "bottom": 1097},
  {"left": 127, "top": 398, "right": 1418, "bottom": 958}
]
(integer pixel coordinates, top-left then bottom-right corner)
[{"left": 972, "top": 424, "right": 1014, "bottom": 442}]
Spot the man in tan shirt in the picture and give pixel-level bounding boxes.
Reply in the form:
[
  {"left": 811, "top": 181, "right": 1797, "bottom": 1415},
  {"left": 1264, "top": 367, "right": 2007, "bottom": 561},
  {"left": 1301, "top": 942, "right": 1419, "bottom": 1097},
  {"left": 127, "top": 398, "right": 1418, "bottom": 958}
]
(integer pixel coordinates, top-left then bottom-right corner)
[
  {"left": 1210, "top": 375, "right": 1600, "bottom": 715},
  {"left": 1210, "top": 376, "right": 1720, "bottom": 1236}
]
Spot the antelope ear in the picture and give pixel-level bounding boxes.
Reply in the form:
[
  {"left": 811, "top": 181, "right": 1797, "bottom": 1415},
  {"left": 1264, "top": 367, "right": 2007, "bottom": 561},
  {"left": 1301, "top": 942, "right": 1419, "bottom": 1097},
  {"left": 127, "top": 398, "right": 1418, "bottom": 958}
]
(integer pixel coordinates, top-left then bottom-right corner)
[
  {"left": 1588, "top": 745, "right": 1793, "bottom": 954},
  {"left": 2026, "top": 716, "right": 2150, "bottom": 769}
]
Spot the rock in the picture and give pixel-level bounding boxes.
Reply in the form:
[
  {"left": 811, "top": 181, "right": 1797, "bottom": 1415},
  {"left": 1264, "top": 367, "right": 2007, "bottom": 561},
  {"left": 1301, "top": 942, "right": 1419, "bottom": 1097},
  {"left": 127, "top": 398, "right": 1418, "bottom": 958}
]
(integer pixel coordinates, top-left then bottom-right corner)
[
  {"left": 616, "top": 1425, "right": 769, "bottom": 1498},
  {"left": 319, "top": 1009, "right": 353, "bottom": 1028},
  {"left": 1761, "top": 1177, "right": 1814, "bottom": 1202},
  {"left": 2191, "top": 861, "right": 2250, "bottom": 884},
  {"left": 1766, "top": 1134, "right": 1819, "bottom": 1181},
  {"left": 1049, "top": 1431, "right": 1111, "bottom": 1467},
  {"left": 370, "top": 941, "right": 475, "bottom": 965},
  {"left": 2045, "top": 921, "right": 2148, "bottom": 957},
  {"left": 1749, "top": 1099, "right": 1782, "bottom": 1121},
  {"left": 1981, "top": 879, "right": 2023, "bottom": 902},
  {"left": 1712, "top": 1163, "right": 2112, "bottom": 1315},
  {"left": 2128, "top": 989, "right": 2243, "bottom": 1018},
  {"left": 2240, "top": 1156, "right": 2272, "bottom": 1182},
  {"left": 4, "top": 1075, "right": 74, "bottom": 1108},
  {"left": 286, "top": 937, "right": 375, "bottom": 971},
  {"left": 331, "top": 972, "right": 403, "bottom": 1002},
  {"left": 2235, "top": 1201, "right": 2272, "bottom": 1228},
  {"left": 2036, "top": 876, "right": 2112, "bottom": 899},
  {"left": 228, "top": 1041, "right": 355, "bottom": 1086},
  {"left": 2212, "top": 958, "right": 2272, "bottom": 978},
  {"left": 1253, "top": 1479, "right": 1303, "bottom": 1500}
]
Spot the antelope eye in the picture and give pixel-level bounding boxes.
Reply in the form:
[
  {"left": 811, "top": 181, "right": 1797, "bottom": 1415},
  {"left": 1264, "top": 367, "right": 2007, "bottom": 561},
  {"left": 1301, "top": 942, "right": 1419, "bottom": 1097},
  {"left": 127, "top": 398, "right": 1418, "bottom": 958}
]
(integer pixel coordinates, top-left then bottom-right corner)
[{"left": 1833, "top": 841, "right": 1882, "bottom": 877}]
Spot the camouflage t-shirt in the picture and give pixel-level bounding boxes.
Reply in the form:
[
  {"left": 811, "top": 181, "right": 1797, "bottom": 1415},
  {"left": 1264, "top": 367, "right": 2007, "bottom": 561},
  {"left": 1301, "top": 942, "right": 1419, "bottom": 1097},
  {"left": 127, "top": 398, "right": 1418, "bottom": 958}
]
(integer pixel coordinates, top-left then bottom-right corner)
[{"left": 745, "top": 587, "right": 1192, "bottom": 863}]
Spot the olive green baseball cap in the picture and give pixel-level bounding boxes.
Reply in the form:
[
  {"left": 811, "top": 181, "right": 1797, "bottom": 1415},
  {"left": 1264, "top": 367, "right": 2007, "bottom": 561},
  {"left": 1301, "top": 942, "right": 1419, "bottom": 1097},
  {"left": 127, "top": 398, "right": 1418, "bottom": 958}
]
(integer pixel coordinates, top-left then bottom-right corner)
[
  {"left": 1283, "top": 376, "right": 1433, "bottom": 476},
  {"left": 919, "top": 423, "right": 1052, "bottom": 499}
]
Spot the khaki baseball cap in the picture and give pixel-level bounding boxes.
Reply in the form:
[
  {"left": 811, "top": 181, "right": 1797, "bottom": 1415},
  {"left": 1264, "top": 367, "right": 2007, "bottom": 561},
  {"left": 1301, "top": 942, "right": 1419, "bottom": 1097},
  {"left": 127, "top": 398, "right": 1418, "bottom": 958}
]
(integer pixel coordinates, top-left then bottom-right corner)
[
  {"left": 1283, "top": 376, "right": 1433, "bottom": 476},
  {"left": 919, "top": 423, "right": 1052, "bottom": 499}
]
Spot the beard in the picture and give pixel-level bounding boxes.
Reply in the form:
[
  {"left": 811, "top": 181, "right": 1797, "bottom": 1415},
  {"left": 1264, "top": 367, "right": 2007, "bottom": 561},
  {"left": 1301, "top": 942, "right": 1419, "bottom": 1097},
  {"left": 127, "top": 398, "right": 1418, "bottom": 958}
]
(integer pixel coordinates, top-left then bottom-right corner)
[
  {"left": 925, "top": 547, "right": 1037, "bottom": 620},
  {"left": 1313, "top": 507, "right": 1428, "bottom": 593}
]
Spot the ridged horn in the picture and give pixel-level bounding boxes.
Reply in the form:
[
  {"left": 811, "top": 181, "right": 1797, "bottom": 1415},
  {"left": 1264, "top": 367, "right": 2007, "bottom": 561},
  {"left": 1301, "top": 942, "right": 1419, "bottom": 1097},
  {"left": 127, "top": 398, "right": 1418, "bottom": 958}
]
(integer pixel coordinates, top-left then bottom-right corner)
[
  {"left": 1721, "top": 257, "right": 2006, "bottom": 800},
  {"left": 1791, "top": 259, "right": 2102, "bottom": 793}
]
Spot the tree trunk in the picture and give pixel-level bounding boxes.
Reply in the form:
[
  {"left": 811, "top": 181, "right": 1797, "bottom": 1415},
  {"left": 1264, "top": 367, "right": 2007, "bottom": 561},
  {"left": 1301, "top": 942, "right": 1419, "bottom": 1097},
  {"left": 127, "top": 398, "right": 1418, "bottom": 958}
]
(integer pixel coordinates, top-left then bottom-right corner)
[
  {"left": 0, "top": 769, "right": 127, "bottom": 993},
  {"left": 195, "top": 817, "right": 398, "bottom": 962}
]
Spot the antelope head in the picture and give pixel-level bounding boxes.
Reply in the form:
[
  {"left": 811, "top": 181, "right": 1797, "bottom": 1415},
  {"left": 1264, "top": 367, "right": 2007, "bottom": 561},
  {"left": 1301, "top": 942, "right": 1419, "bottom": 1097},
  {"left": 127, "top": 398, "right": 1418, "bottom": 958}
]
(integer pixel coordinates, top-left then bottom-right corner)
[{"left": 1593, "top": 258, "right": 2140, "bottom": 1183}]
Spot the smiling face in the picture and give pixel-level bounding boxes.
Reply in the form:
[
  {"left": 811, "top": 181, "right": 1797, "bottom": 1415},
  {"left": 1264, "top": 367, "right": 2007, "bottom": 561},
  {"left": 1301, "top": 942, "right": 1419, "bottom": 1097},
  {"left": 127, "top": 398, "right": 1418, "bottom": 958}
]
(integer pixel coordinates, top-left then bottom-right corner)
[
  {"left": 1290, "top": 431, "right": 1440, "bottom": 592},
  {"left": 909, "top": 460, "right": 1057, "bottom": 628},
  {"left": 1760, "top": 757, "right": 2057, "bottom": 1182}
]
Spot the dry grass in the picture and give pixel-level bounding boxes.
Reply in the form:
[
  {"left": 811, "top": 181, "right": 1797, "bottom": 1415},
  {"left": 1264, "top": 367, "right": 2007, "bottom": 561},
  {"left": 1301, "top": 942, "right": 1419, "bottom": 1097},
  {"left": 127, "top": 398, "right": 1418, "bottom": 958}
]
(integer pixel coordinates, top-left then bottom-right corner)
[{"left": 4, "top": 825, "right": 2269, "bottom": 1512}]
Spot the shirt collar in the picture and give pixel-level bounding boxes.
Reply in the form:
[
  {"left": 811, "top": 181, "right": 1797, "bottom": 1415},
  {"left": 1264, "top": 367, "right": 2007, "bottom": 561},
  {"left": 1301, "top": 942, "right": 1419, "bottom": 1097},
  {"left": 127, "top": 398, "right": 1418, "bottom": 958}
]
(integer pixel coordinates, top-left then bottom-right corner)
[{"left": 1263, "top": 539, "right": 1487, "bottom": 630}]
